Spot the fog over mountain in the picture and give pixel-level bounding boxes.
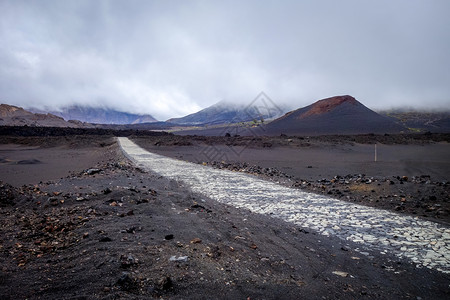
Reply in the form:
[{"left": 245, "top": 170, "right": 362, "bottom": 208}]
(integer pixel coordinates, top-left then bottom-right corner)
[
  {"left": 168, "top": 98, "right": 285, "bottom": 126},
  {"left": 32, "top": 106, "right": 157, "bottom": 125},
  {"left": 0, "top": 104, "right": 86, "bottom": 127},
  {"left": 1, "top": 1, "right": 449, "bottom": 120}
]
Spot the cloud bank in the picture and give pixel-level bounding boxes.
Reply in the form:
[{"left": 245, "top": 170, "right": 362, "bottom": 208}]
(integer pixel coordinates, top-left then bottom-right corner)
[{"left": 1, "top": 0, "right": 449, "bottom": 120}]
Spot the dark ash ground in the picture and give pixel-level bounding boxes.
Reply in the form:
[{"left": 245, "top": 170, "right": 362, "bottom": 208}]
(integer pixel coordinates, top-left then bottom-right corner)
[{"left": 1, "top": 134, "right": 449, "bottom": 299}]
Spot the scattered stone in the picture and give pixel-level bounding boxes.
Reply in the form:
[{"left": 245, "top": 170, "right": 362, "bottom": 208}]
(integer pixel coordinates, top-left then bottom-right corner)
[
  {"left": 169, "top": 255, "right": 188, "bottom": 262},
  {"left": 129, "top": 186, "right": 140, "bottom": 193},
  {"left": 332, "top": 271, "right": 349, "bottom": 277},
  {"left": 47, "top": 197, "right": 59, "bottom": 206},
  {"left": 124, "top": 226, "right": 141, "bottom": 233},
  {"left": 120, "top": 254, "right": 138, "bottom": 268},
  {"left": 190, "top": 238, "right": 202, "bottom": 244},
  {"left": 207, "top": 245, "right": 221, "bottom": 258},
  {"left": 157, "top": 276, "right": 173, "bottom": 290},
  {"left": 99, "top": 236, "right": 112, "bottom": 242},
  {"left": 84, "top": 168, "right": 102, "bottom": 175},
  {"left": 136, "top": 198, "right": 150, "bottom": 204},
  {"left": 165, "top": 234, "right": 174, "bottom": 240},
  {"left": 116, "top": 272, "right": 135, "bottom": 291}
]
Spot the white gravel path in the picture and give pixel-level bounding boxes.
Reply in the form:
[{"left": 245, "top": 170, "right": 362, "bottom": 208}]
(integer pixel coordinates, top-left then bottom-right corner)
[{"left": 118, "top": 137, "right": 450, "bottom": 274}]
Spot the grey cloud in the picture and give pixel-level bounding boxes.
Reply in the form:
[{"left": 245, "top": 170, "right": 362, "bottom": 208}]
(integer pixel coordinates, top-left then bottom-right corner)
[{"left": 1, "top": 0, "right": 449, "bottom": 120}]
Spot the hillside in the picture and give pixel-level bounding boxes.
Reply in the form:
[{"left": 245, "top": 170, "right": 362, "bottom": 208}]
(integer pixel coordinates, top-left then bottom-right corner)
[
  {"left": 265, "top": 95, "right": 406, "bottom": 135},
  {"left": 167, "top": 100, "right": 284, "bottom": 126},
  {"left": 379, "top": 110, "right": 450, "bottom": 133},
  {"left": 0, "top": 104, "right": 87, "bottom": 128},
  {"left": 32, "top": 106, "right": 158, "bottom": 125}
]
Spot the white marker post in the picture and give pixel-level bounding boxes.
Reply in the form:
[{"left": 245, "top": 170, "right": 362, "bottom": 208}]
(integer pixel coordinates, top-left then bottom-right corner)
[{"left": 374, "top": 143, "right": 377, "bottom": 162}]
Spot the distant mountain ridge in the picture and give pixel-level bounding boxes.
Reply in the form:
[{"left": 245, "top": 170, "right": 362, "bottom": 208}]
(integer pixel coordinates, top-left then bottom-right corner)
[
  {"left": 31, "top": 106, "right": 158, "bottom": 125},
  {"left": 378, "top": 110, "right": 450, "bottom": 133},
  {"left": 0, "top": 104, "right": 86, "bottom": 127},
  {"left": 167, "top": 100, "right": 284, "bottom": 125},
  {"left": 265, "top": 95, "right": 406, "bottom": 135}
]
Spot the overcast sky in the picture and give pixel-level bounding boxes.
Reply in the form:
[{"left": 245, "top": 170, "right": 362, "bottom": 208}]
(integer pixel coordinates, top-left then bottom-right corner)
[{"left": 1, "top": 0, "right": 449, "bottom": 120}]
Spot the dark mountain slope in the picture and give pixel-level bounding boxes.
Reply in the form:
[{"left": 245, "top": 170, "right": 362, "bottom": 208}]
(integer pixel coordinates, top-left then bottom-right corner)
[
  {"left": 31, "top": 106, "right": 158, "bottom": 125},
  {"left": 168, "top": 100, "right": 283, "bottom": 126},
  {"left": 378, "top": 110, "right": 450, "bottom": 133},
  {"left": 265, "top": 95, "right": 406, "bottom": 135}
]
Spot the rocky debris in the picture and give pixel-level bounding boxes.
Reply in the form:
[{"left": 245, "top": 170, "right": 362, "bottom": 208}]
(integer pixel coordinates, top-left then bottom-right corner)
[
  {"left": 156, "top": 276, "right": 173, "bottom": 291},
  {"left": 190, "top": 238, "right": 202, "bottom": 244},
  {"left": 102, "top": 187, "right": 112, "bottom": 194},
  {"left": 122, "top": 226, "right": 142, "bottom": 234},
  {"left": 47, "top": 197, "right": 60, "bottom": 206},
  {"left": 133, "top": 132, "right": 450, "bottom": 150},
  {"left": 205, "top": 161, "right": 292, "bottom": 179},
  {"left": 0, "top": 181, "right": 21, "bottom": 206},
  {"left": 116, "top": 272, "right": 138, "bottom": 292},
  {"left": 203, "top": 161, "right": 450, "bottom": 223},
  {"left": 188, "top": 202, "right": 212, "bottom": 213},
  {"left": 120, "top": 254, "right": 138, "bottom": 268},
  {"left": 83, "top": 168, "right": 102, "bottom": 175},
  {"left": 4, "top": 207, "right": 88, "bottom": 266}
]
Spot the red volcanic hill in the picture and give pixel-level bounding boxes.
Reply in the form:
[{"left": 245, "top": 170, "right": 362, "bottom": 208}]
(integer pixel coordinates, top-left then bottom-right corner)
[{"left": 265, "top": 95, "right": 406, "bottom": 135}]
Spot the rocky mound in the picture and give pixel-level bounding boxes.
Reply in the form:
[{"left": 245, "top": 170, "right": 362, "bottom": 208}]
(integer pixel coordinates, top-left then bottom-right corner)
[{"left": 265, "top": 95, "right": 406, "bottom": 135}]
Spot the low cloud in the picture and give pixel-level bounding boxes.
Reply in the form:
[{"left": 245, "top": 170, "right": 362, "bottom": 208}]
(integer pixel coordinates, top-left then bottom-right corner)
[{"left": 1, "top": 0, "right": 449, "bottom": 120}]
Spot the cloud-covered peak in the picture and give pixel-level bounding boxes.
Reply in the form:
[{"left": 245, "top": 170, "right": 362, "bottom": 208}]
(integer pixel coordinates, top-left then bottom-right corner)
[{"left": 1, "top": 0, "right": 449, "bottom": 120}]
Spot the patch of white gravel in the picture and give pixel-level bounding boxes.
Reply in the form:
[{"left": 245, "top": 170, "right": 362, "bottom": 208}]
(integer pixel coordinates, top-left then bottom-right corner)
[{"left": 118, "top": 137, "right": 450, "bottom": 274}]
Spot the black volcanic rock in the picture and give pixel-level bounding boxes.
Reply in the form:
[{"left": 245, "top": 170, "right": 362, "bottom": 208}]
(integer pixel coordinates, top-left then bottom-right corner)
[
  {"left": 265, "top": 95, "right": 406, "bottom": 135},
  {"left": 167, "top": 100, "right": 283, "bottom": 126}
]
